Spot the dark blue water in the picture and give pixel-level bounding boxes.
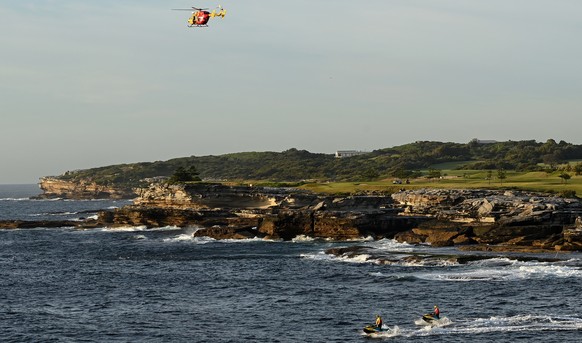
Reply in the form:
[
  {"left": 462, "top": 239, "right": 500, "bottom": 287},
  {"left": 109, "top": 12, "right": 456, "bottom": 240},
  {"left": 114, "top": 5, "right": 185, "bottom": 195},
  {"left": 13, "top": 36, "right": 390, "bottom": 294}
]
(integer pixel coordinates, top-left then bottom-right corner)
[
  {"left": 0, "top": 184, "right": 131, "bottom": 221},
  {"left": 1, "top": 185, "right": 581, "bottom": 342}
]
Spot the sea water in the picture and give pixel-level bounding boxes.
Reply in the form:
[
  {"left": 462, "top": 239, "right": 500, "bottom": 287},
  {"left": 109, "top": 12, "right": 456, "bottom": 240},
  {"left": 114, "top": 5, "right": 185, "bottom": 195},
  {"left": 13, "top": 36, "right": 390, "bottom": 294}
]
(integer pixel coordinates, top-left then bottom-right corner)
[{"left": 1, "top": 185, "right": 581, "bottom": 342}]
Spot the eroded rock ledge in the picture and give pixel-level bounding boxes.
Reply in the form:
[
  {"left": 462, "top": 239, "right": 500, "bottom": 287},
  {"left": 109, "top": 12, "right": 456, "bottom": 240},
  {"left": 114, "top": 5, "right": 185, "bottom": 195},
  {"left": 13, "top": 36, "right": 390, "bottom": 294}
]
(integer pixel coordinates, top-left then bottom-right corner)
[
  {"left": 100, "top": 183, "right": 422, "bottom": 241},
  {"left": 36, "top": 177, "right": 134, "bottom": 199},
  {"left": 391, "top": 189, "right": 582, "bottom": 251}
]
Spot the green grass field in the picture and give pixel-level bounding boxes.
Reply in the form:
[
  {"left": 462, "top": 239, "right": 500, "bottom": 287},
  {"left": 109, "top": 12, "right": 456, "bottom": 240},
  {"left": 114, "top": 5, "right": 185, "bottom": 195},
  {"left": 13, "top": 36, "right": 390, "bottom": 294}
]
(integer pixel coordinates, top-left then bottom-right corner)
[{"left": 297, "top": 170, "right": 582, "bottom": 196}]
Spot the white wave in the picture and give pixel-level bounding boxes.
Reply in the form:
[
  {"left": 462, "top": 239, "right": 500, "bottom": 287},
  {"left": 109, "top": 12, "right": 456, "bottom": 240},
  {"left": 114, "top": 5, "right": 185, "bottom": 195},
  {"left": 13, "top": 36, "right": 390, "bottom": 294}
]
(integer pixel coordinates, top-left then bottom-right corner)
[
  {"left": 360, "top": 325, "right": 401, "bottom": 338},
  {"left": 292, "top": 235, "right": 316, "bottom": 242},
  {"left": 301, "top": 251, "right": 378, "bottom": 264},
  {"left": 97, "top": 225, "right": 182, "bottom": 232},
  {"left": 0, "top": 197, "right": 30, "bottom": 201},
  {"left": 382, "top": 315, "right": 582, "bottom": 338},
  {"left": 163, "top": 234, "right": 215, "bottom": 244},
  {"left": 466, "top": 257, "right": 517, "bottom": 267},
  {"left": 162, "top": 232, "right": 273, "bottom": 244},
  {"left": 28, "top": 197, "right": 62, "bottom": 202},
  {"left": 414, "top": 316, "right": 453, "bottom": 328},
  {"left": 515, "top": 262, "right": 582, "bottom": 278},
  {"left": 413, "top": 258, "right": 582, "bottom": 282},
  {"left": 414, "top": 268, "right": 514, "bottom": 282},
  {"left": 219, "top": 236, "right": 273, "bottom": 243},
  {"left": 438, "top": 314, "right": 582, "bottom": 335},
  {"left": 342, "top": 253, "right": 374, "bottom": 263},
  {"left": 365, "top": 238, "right": 417, "bottom": 252},
  {"left": 99, "top": 225, "right": 148, "bottom": 232},
  {"left": 561, "top": 257, "right": 582, "bottom": 266},
  {"left": 346, "top": 235, "right": 375, "bottom": 242},
  {"left": 29, "top": 211, "right": 79, "bottom": 217},
  {"left": 300, "top": 251, "right": 335, "bottom": 261}
]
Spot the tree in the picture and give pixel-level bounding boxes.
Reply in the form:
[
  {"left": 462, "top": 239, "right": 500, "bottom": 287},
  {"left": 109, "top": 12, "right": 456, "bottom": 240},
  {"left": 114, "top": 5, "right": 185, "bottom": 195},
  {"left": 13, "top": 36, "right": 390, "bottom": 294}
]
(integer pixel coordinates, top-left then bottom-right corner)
[
  {"left": 559, "top": 173, "right": 571, "bottom": 184},
  {"left": 427, "top": 168, "right": 442, "bottom": 180},
  {"left": 486, "top": 170, "right": 493, "bottom": 185},
  {"left": 468, "top": 138, "right": 480, "bottom": 149},
  {"left": 497, "top": 168, "right": 507, "bottom": 185},
  {"left": 168, "top": 166, "right": 201, "bottom": 184},
  {"left": 542, "top": 154, "right": 559, "bottom": 169}
]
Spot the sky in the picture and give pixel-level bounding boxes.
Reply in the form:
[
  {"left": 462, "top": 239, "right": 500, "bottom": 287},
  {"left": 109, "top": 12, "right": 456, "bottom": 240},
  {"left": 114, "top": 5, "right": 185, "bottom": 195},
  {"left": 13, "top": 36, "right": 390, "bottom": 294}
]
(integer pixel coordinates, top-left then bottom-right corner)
[{"left": 1, "top": 0, "right": 582, "bottom": 183}]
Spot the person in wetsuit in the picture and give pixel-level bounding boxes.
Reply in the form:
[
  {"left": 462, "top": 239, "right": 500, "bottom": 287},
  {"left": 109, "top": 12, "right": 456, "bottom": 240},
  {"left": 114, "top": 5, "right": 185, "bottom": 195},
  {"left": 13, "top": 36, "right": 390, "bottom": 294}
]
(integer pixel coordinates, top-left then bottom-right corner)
[{"left": 432, "top": 305, "right": 440, "bottom": 319}]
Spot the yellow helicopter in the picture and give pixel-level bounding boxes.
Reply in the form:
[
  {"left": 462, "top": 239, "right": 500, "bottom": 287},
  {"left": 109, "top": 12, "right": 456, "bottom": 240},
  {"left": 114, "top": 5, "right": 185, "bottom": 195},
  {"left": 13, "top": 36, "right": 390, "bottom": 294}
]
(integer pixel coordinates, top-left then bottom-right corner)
[{"left": 172, "top": 5, "right": 226, "bottom": 27}]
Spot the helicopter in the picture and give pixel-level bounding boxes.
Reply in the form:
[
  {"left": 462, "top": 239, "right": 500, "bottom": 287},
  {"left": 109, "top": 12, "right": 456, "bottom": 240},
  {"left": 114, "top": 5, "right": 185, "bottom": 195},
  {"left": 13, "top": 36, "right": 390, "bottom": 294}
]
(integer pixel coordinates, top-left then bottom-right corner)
[{"left": 172, "top": 5, "right": 226, "bottom": 27}]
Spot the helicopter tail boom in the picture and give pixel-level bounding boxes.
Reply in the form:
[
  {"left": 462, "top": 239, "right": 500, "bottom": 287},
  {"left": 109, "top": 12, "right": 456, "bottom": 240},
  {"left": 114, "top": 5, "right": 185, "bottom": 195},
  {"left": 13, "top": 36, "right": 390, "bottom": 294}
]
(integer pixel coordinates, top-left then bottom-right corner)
[{"left": 209, "top": 6, "right": 226, "bottom": 18}]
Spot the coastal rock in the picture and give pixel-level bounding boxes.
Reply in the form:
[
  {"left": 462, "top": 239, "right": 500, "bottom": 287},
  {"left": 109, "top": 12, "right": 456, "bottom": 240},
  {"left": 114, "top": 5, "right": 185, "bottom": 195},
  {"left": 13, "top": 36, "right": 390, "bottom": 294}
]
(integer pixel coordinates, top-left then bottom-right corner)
[
  {"left": 394, "top": 230, "right": 425, "bottom": 244},
  {"left": 100, "top": 205, "right": 260, "bottom": 229},
  {"left": 193, "top": 226, "right": 261, "bottom": 240},
  {"left": 559, "top": 228, "right": 582, "bottom": 250},
  {"left": 134, "top": 183, "right": 282, "bottom": 209},
  {"left": 95, "top": 184, "right": 425, "bottom": 241},
  {"left": 411, "top": 227, "right": 465, "bottom": 244},
  {"left": 391, "top": 189, "right": 582, "bottom": 251},
  {"left": 258, "top": 211, "right": 314, "bottom": 240},
  {"left": 84, "top": 186, "right": 582, "bottom": 251},
  {"left": 37, "top": 177, "right": 134, "bottom": 199}
]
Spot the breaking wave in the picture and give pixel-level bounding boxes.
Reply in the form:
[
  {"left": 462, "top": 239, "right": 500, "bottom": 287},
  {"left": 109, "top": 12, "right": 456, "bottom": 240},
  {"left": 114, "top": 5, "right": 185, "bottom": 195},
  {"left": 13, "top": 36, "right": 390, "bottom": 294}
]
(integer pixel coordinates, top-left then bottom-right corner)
[
  {"left": 408, "top": 259, "right": 582, "bottom": 282},
  {"left": 361, "top": 315, "right": 582, "bottom": 339}
]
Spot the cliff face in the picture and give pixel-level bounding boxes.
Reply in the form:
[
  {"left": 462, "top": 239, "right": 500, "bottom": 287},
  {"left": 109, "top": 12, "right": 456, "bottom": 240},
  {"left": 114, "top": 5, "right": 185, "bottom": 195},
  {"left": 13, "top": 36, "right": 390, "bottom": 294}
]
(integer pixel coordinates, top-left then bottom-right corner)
[
  {"left": 133, "top": 183, "right": 283, "bottom": 209},
  {"left": 37, "top": 177, "right": 135, "bottom": 199}
]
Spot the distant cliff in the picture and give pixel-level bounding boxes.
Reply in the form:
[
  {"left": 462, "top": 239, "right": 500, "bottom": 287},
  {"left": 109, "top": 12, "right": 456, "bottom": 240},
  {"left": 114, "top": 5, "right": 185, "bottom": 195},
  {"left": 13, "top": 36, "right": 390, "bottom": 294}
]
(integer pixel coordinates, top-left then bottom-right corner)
[{"left": 36, "top": 177, "right": 135, "bottom": 199}]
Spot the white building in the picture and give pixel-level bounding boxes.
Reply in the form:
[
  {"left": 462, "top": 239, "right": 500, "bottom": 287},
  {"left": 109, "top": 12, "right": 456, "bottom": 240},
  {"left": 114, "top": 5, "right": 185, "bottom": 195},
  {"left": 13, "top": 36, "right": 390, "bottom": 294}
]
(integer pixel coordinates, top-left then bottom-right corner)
[{"left": 335, "top": 150, "right": 369, "bottom": 158}]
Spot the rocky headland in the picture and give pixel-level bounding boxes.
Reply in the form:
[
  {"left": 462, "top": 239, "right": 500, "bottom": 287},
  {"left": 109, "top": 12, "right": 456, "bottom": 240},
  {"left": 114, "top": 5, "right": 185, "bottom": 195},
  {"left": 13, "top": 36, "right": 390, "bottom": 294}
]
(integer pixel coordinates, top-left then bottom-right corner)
[
  {"left": 10, "top": 182, "right": 582, "bottom": 253},
  {"left": 92, "top": 183, "right": 582, "bottom": 252}
]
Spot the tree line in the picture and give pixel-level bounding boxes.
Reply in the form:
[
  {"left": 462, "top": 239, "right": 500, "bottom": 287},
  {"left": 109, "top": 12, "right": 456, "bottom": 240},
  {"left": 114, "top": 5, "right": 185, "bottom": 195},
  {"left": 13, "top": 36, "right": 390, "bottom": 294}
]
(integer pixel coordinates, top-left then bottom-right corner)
[{"left": 54, "top": 139, "right": 582, "bottom": 189}]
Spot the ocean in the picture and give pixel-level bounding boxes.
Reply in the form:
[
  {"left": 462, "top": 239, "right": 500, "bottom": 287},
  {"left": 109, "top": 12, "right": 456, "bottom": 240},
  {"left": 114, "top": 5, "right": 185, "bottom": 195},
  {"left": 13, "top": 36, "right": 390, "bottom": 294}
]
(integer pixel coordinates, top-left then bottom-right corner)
[{"left": 1, "top": 184, "right": 581, "bottom": 342}]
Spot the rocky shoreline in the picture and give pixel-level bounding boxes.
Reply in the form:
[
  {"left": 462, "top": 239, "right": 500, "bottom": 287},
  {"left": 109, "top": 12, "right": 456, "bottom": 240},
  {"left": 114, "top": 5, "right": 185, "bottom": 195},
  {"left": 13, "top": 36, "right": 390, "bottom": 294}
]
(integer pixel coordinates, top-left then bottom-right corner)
[{"left": 8, "top": 183, "right": 582, "bottom": 252}]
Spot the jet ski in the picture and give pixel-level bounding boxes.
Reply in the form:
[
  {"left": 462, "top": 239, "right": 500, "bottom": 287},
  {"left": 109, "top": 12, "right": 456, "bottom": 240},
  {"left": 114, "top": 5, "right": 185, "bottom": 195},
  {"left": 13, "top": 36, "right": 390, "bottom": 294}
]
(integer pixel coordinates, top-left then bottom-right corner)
[
  {"left": 422, "top": 314, "right": 439, "bottom": 323},
  {"left": 415, "top": 313, "right": 450, "bottom": 327},
  {"left": 363, "top": 325, "right": 388, "bottom": 334}
]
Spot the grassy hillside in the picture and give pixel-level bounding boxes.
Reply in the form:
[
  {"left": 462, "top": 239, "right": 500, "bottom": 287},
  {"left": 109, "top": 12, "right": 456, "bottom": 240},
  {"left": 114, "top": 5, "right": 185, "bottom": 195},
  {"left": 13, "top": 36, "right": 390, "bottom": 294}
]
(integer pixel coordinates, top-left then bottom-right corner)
[
  {"left": 298, "top": 171, "right": 582, "bottom": 196},
  {"left": 51, "top": 140, "right": 582, "bottom": 194}
]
